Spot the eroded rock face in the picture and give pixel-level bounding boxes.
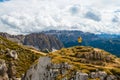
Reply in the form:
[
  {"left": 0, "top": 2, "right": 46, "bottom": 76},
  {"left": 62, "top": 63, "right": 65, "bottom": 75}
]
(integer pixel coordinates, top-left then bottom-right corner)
[
  {"left": 22, "top": 57, "right": 50, "bottom": 80},
  {"left": 23, "top": 33, "right": 64, "bottom": 52},
  {"left": 0, "top": 59, "right": 9, "bottom": 80},
  {"left": 22, "top": 57, "right": 119, "bottom": 80}
]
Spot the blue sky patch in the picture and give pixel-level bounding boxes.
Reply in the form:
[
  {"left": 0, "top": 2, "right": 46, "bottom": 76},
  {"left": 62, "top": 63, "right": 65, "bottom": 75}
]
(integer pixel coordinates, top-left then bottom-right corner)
[{"left": 0, "top": 0, "right": 10, "bottom": 2}]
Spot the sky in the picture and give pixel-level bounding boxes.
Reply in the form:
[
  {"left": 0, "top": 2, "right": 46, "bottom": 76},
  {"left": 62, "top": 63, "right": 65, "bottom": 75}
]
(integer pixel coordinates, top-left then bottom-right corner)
[{"left": 0, "top": 0, "right": 120, "bottom": 34}]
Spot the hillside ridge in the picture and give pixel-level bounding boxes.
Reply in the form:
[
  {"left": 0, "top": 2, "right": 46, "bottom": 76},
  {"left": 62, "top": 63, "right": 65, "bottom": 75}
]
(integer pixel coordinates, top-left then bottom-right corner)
[
  {"left": 0, "top": 36, "right": 45, "bottom": 80},
  {"left": 23, "top": 46, "right": 120, "bottom": 80}
]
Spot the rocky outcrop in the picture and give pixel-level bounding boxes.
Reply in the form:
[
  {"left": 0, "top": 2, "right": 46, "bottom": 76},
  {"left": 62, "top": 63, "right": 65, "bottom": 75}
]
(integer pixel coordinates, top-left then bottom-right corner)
[
  {"left": 0, "top": 59, "right": 19, "bottom": 80},
  {"left": 0, "top": 59, "right": 9, "bottom": 80},
  {"left": 6, "top": 49, "right": 18, "bottom": 60},
  {"left": 22, "top": 57, "right": 71, "bottom": 80},
  {"left": 0, "top": 32, "right": 64, "bottom": 52},
  {"left": 22, "top": 57, "right": 119, "bottom": 80}
]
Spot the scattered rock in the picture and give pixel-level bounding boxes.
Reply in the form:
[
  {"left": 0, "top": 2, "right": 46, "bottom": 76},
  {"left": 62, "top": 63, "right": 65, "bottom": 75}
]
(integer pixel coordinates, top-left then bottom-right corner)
[
  {"left": 22, "top": 57, "right": 120, "bottom": 80},
  {"left": 90, "top": 71, "right": 107, "bottom": 80}
]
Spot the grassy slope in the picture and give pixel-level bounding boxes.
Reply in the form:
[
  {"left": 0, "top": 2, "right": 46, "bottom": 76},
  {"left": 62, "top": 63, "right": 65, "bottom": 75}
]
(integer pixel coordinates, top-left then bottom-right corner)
[
  {"left": 49, "top": 46, "right": 120, "bottom": 77},
  {"left": 0, "top": 36, "right": 45, "bottom": 77}
]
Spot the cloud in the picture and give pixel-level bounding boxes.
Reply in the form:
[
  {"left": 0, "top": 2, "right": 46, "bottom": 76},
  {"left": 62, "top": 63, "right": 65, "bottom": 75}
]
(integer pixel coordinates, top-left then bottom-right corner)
[
  {"left": 0, "top": 0, "right": 120, "bottom": 34},
  {"left": 84, "top": 10, "right": 101, "bottom": 22}
]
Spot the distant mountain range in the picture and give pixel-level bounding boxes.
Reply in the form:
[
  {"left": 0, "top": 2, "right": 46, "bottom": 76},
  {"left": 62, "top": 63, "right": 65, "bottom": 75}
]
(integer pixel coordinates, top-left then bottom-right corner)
[
  {"left": 0, "top": 30, "right": 120, "bottom": 57},
  {"left": 44, "top": 30, "right": 120, "bottom": 57}
]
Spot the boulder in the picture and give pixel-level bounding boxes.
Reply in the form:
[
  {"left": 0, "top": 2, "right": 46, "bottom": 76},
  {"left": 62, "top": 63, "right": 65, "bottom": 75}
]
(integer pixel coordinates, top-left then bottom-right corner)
[
  {"left": 7, "top": 50, "right": 18, "bottom": 60},
  {"left": 98, "top": 71, "right": 107, "bottom": 80},
  {"left": 75, "top": 72, "right": 88, "bottom": 80},
  {"left": 90, "top": 72, "right": 98, "bottom": 78}
]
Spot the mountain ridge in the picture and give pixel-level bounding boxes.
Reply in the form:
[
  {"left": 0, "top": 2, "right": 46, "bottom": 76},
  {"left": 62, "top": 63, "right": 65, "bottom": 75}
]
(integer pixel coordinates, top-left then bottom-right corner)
[
  {"left": 0, "top": 32, "right": 64, "bottom": 52},
  {"left": 0, "top": 30, "right": 119, "bottom": 56}
]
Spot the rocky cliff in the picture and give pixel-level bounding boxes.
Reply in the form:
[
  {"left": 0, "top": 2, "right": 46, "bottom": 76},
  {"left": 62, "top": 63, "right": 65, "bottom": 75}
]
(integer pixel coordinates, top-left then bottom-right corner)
[
  {"left": 0, "top": 36, "right": 45, "bottom": 80},
  {"left": 0, "top": 32, "right": 64, "bottom": 52},
  {"left": 23, "top": 33, "right": 64, "bottom": 52},
  {"left": 22, "top": 46, "right": 120, "bottom": 80}
]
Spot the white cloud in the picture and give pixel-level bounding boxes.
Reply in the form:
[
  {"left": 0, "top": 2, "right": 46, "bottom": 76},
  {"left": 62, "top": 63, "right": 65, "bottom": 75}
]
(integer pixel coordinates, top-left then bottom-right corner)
[{"left": 0, "top": 0, "right": 120, "bottom": 34}]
